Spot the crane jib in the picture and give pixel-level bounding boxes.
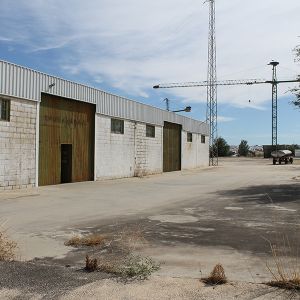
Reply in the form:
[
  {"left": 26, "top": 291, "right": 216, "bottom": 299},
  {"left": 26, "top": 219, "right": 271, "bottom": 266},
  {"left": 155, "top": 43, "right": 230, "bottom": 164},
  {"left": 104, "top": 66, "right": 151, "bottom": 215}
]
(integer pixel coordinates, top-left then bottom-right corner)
[{"left": 153, "top": 78, "right": 300, "bottom": 89}]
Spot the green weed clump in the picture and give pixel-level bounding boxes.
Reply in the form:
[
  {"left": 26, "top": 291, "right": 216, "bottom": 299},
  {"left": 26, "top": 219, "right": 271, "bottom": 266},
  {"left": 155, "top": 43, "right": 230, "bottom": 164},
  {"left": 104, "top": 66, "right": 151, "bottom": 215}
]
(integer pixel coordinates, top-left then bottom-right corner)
[
  {"left": 119, "top": 255, "right": 160, "bottom": 279},
  {"left": 85, "top": 254, "right": 160, "bottom": 279}
]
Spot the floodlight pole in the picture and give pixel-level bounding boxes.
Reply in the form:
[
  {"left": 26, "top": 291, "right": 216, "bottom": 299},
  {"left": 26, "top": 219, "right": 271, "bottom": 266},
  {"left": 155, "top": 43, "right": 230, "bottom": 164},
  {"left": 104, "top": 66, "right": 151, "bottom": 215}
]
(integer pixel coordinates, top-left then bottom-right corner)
[{"left": 268, "top": 61, "right": 279, "bottom": 152}]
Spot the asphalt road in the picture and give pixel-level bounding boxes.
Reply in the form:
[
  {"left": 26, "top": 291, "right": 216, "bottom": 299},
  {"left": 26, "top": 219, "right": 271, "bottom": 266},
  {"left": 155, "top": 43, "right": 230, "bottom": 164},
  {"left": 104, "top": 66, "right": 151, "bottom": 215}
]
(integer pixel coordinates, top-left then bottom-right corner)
[{"left": 1, "top": 157, "right": 300, "bottom": 299}]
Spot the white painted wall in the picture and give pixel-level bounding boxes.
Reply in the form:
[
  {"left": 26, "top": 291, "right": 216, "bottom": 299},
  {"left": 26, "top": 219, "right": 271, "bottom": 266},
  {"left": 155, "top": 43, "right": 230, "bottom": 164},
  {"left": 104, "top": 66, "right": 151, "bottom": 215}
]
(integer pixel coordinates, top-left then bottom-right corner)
[
  {"left": 95, "top": 115, "right": 135, "bottom": 179},
  {"left": 0, "top": 97, "right": 36, "bottom": 190},
  {"left": 95, "top": 116, "right": 209, "bottom": 180},
  {"left": 95, "top": 115, "right": 163, "bottom": 179},
  {"left": 134, "top": 123, "right": 162, "bottom": 177},
  {"left": 181, "top": 131, "right": 209, "bottom": 169}
]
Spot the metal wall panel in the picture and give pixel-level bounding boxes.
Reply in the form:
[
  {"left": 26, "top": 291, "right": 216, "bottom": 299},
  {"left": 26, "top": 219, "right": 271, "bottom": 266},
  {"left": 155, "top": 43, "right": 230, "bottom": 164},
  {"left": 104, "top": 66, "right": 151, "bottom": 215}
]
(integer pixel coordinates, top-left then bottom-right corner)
[{"left": 0, "top": 60, "right": 209, "bottom": 135}]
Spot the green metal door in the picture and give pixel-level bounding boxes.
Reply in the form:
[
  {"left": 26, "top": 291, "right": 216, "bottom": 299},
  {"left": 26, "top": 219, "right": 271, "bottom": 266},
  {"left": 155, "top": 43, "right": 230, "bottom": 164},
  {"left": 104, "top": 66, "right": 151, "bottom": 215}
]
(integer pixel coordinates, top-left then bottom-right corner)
[
  {"left": 39, "top": 94, "right": 95, "bottom": 186},
  {"left": 163, "top": 122, "right": 182, "bottom": 172}
]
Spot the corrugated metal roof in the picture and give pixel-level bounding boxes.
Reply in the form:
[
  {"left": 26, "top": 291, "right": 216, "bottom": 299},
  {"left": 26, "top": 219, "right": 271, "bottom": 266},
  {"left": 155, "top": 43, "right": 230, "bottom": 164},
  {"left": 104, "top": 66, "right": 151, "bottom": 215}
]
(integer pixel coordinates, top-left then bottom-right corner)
[{"left": 0, "top": 60, "right": 209, "bottom": 134}]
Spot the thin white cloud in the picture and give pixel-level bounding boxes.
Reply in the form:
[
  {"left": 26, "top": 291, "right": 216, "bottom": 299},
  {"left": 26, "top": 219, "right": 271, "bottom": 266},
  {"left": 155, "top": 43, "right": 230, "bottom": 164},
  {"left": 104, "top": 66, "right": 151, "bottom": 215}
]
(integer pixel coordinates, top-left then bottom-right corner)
[
  {"left": 218, "top": 116, "right": 235, "bottom": 123},
  {"left": 31, "top": 40, "right": 72, "bottom": 52},
  {"left": 0, "top": 36, "right": 13, "bottom": 42},
  {"left": 1, "top": 0, "right": 299, "bottom": 109}
]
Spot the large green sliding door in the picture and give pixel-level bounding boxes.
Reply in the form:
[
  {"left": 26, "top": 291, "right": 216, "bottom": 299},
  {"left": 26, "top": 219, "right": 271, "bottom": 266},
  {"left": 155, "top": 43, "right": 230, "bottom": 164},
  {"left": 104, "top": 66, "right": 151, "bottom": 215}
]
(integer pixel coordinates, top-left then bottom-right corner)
[{"left": 39, "top": 94, "right": 95, "bottom": 186}]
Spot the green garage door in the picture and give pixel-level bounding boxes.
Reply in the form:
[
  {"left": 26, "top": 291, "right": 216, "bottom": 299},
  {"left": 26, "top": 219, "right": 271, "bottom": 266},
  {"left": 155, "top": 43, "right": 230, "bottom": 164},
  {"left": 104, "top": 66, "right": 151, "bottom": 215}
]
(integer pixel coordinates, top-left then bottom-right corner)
[
  {"left": 163, "top": 122, "right": 182, "bottom": 172},
  {"left": 39, "top": 94, "right": 95, "bottom": 186}
]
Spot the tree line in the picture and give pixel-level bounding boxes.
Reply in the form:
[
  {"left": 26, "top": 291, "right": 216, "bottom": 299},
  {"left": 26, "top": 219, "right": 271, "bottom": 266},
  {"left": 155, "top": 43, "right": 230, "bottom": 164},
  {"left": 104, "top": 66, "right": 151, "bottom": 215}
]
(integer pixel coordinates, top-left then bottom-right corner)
[
  {"left": 212, "top": 137, "right": 300, "bottom": 157},
  {"left": 211, "top": 137, "right": 250, "bottom": 157}
]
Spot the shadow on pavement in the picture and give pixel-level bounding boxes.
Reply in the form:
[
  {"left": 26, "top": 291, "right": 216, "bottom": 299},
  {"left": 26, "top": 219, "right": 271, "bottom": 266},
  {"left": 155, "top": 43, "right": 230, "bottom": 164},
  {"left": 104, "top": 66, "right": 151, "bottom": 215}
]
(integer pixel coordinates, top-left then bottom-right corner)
[{"left": 215, "top": 184, "right": 300, "bottom": 204}]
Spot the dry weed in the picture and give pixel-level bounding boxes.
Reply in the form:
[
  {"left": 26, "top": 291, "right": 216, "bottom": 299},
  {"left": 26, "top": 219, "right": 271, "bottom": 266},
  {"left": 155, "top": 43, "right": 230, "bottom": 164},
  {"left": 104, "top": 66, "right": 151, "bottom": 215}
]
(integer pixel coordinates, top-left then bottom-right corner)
[
  {"left": 65, "top": 234, "right": 106, "bottom": 247},
  {"left": 98, "top": 259, "right": 119, "bottom": 275},
  {"left": 0, "top": 225, "right": 17, "bottom": 261},
  {"left": 73, "top": 226, "right": 159, "bottom": 278},
  {"left": 266, "top": 237, "right": 300, "bottom": 291},
  {"left": 85, "top": 255, "right": 98, "bottom": 272},
  {"left": 84, "top": 254, "right": 160, "bottom": 278},
  {"left": 117, "top": 225, "right": 148, "bottom": 252},
  {"left": 201, "top": 264, "right": 227, "bottom": 285}
]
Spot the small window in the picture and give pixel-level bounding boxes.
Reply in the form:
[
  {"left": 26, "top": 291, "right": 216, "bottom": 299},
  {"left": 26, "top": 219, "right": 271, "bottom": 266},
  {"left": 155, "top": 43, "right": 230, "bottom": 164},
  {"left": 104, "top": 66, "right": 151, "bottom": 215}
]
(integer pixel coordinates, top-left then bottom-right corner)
[
  {"left": 0, "top": 98, "right": 10, "bottom": 121},
  {"left": 111, "top": 118, "right": 124, "bottom": 134},
  {"left": 201, "top": 135, "right": 206, "bottom": 144},
  {"left": 146, "top": 124, "right": 155, "bottom": 138},
  {"left": 187, "top": 132, "right": 192, "bottom": 142}
]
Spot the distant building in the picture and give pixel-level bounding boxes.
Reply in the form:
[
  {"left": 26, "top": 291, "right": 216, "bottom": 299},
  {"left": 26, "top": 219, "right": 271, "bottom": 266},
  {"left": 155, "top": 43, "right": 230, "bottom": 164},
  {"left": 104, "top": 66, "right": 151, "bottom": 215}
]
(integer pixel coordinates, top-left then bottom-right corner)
[{"left": 263, "top": 145, "right": 296, "bottom": 158}]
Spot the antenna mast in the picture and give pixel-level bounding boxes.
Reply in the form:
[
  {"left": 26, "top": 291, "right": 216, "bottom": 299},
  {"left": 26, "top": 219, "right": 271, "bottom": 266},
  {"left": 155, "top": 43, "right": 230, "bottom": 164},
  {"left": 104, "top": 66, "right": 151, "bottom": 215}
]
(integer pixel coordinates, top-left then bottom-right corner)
[{"left": 206, "top": 0, "right": 218, "bottom": 166}]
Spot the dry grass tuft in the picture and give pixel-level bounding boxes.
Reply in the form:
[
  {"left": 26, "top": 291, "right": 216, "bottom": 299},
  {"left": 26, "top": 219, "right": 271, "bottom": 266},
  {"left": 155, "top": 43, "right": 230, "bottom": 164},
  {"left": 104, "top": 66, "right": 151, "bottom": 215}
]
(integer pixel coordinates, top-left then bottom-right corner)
[
  {"left": 85, "top": 255, "right": 120, "bottom": 275},
  {"left": 0, "top": 225, "right": 17, "bottom": 261},
  {"left": 268, "top": 279, "right": 300, "bottom": 291},
  {"left": 85, "top": 255, "right": 98, "bottom": 272},
  {"left": 117, "top": 225, "right": 148, "bottom": 252},
  {"left": 201, "top": 264, "right": 227, "bottom": 285},
  {"left": 65, "top": 234, "right": 106, "bottom": 247},
  {"left": 266, "top": 238, "right": 300, "bottom": 292},
  {"left": 98, "top": 260, "right": 119, "bottom": 275}
]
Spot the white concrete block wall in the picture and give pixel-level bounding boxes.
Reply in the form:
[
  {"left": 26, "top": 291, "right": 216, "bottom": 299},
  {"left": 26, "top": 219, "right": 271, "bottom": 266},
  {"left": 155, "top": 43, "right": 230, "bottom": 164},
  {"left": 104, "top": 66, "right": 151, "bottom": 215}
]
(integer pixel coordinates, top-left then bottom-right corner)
[
  {"left": 95, "top": 115, "right": 163, "bottom": 179},
  {"left": 134, "top": 123, "right": 162, "bottom": 177},
  {"left": 0, "top": 97, "right": 36, "bottom": 190},
  {"left": 181, "top": 131, "right": 209, "bottom": 169},
  {"left": 95, "top": 115, "right": 135, "bottom": 179}
]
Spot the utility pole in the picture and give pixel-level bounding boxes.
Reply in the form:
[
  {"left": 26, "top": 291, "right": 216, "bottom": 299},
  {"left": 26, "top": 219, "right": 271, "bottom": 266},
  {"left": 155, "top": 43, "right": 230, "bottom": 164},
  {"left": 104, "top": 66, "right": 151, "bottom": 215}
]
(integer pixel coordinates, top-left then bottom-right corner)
[
  {"left": 268, "top": 61, "right": 279, "bottom": 152},
  {"left": 206, "top": 0, "right": 218, "bottom": 166},
  {"left": 164, "top": 98, "right": 170, "bottom": 111}
]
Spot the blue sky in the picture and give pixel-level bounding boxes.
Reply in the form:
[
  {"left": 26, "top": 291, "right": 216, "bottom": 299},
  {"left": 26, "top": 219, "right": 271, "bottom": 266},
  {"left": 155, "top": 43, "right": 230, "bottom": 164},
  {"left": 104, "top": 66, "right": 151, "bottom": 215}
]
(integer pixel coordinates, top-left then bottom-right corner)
[{"left": 0, "top": 0, "right": 299, "bottom": 145}]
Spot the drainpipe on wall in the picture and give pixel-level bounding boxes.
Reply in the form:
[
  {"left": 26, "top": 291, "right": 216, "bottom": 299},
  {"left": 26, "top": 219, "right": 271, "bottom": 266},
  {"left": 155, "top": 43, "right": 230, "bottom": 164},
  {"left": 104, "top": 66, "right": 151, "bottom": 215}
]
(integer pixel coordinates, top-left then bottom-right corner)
[
  {"left": 35, "top": 101, "right": 40, "bottom": 187},
  {"left": 94, "top": 114, "right": 97, "bottom": 181},
  {"left": 133, "top": 121, "right": 137, "bottom": 175}
]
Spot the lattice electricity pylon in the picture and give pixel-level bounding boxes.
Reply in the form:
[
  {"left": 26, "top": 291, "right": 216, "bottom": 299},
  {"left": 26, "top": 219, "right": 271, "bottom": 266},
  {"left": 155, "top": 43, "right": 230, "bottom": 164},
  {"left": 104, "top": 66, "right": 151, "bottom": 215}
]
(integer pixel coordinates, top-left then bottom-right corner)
[
  {"left": 268, "top": 61, "right": 279, "bottom": 151},
  {"left": 206, "top": 0, "right": 218, "bottom": 166}
]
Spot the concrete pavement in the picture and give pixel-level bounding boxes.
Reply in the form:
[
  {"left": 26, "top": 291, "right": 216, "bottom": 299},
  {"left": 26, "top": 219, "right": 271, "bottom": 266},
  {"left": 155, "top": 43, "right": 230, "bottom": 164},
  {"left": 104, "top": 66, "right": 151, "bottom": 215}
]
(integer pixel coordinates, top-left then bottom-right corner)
[{"left": 1, "top": 157, "right": 300, "bottom": 299}]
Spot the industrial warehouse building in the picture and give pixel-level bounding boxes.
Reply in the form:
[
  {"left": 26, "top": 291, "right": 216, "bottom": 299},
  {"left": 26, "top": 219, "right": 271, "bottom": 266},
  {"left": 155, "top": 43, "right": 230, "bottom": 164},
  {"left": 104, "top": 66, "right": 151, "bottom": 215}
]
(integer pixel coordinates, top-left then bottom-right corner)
[{"left": 0, "top": 60, "right": 209, "bottom": 190}]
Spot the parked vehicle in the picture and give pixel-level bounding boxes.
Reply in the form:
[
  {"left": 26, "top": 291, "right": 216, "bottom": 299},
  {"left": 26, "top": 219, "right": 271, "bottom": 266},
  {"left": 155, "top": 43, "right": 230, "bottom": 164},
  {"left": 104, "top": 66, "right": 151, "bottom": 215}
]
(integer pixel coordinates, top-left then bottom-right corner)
[{"left": 271, "top": 150, "right": 294, "bottom": 165}]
